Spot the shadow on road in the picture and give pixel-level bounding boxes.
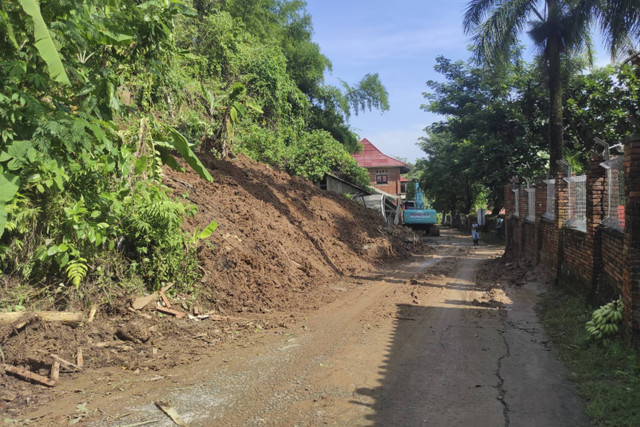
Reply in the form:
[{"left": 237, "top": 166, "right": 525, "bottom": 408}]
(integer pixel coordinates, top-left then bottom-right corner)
[{"left": 351, "top": 300, "right": 510, "bottom": 425}]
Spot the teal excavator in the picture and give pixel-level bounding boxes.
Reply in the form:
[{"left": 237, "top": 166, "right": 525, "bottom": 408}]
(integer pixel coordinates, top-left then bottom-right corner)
[{"left": 402, "top": 184, "right": 440, "bottom": 236}]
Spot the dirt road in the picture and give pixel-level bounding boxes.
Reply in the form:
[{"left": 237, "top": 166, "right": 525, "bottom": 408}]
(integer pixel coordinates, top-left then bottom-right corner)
[{"left": 20, "top": 229, "right": 588, "bottom": 426}]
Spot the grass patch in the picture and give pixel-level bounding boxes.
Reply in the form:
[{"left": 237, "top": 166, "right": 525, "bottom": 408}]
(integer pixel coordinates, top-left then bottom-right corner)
[{"left": 538, "top": 289, "right": 640, "bottom": 426}]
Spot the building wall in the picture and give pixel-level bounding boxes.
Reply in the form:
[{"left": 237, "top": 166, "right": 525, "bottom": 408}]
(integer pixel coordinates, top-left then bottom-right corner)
[{"left": 369, "top": 167, "right": 402, "bottom": 195}]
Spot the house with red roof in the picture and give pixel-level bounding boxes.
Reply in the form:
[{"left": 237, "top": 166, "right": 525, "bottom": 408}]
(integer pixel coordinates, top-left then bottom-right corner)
[{"left": 351, "top": 138, "right": 411, "bottom": 200}]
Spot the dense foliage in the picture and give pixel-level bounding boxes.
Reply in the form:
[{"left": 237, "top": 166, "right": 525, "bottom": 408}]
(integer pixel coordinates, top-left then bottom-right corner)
[
  {"left": 416, "top": 55, "right": 640, "bottom": 217},
  {"left": 463, "top": 0, "right": 640, "bottom": 174},
  {"left": 0, "top": 0, "right": 385, "bottom": 309}
]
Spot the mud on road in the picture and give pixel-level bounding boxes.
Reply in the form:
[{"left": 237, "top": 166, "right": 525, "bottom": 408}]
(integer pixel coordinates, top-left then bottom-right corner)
[{"left": 11, "top": 229, "right": 587, "bottom": 426}]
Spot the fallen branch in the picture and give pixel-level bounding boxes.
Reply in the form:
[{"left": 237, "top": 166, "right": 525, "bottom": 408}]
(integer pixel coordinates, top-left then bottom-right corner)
[
  {"left": 0, "top": 311, "right": 84, "bottom": 325},
  {"left": 0, "top": 312, "right": 23, "bottom": 324},
  {"left": 1, "top": 363, "right": 56, "bottom": 387},
  {"left": 38, "top": 312, "right": 84, "bottom": 322},
  {"left": 156, "top": 306, "right": 185, "bottom": 319}
]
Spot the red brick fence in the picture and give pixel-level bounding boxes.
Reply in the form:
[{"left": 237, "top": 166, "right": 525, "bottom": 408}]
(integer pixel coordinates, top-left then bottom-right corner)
[{"left": 504, "top": 136, "right": 640, "bottom": 338}]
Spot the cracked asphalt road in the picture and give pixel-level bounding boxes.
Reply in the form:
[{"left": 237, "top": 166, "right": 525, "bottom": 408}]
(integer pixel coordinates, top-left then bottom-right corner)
[{"left": 83, "top": 229, "right": 588, "bottom": 426}]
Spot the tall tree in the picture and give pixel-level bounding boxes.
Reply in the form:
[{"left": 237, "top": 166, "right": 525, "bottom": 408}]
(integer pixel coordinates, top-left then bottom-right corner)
[
  {"left": 420, "top": 56, "right": 546, "bottom": 213},
  {"left": 463, "top": 0, "right": 640, "bottom": 173}
]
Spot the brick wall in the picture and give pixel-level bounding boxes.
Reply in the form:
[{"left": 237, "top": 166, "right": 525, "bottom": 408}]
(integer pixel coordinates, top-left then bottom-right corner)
[
  {"left": 504, "top": 185, "right": 515, "bottom": 254},
  {"left": 560, "top": 228, "right": 590, "bottom": 292},
  {"left": 623, "top": 136, "right": 640, "bottom": 330},
  {"left": 523, "top": 222, "right": 537, "bottom": 261},
  {"left": 540, "top": 219, "right": 558, "bottom": 275},
  {"left": 503, "top": 142, "right": 640, "bottom": 337},
  {"left": 600, "top": 228, "right": 624, "bottom": 299},
  {"left": 585, "top": 154, "right": 607, "bottom": 294}
]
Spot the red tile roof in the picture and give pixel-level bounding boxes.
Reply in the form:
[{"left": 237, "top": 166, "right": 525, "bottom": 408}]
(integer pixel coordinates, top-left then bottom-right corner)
[
  {"left": 351, "top": 138, "right": 410, "bottom": 172},
  {"left": 400, "top": 176, "right": 412, "bottom": 182}
]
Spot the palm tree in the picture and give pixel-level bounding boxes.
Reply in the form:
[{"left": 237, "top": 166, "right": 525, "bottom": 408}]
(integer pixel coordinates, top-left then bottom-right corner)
[{"left": 463, "top": 0, "right": 640, "bottom": 173}]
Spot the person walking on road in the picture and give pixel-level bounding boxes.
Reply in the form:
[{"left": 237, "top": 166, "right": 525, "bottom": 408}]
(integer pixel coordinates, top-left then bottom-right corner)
[{"left": 471, "top": 221, "right": 479, "bottom": 246}]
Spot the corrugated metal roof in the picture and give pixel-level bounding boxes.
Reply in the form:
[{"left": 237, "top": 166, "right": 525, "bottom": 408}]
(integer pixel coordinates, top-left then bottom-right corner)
[{"left": 351, "top": 138, "right": 410, "bottom": 172}]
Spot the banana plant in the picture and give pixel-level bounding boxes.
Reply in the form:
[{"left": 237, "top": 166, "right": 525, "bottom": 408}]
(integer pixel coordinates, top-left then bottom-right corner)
[
  {"left": 17, "top": 0, "right": 70, "bottom": 85},
  {"left": 199, "top": 82, "right": 263, "bottom": 158}
]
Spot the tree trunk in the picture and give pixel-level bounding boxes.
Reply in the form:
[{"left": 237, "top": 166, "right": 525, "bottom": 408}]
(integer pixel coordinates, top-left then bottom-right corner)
[{"left": 547, "top": 1, "right": 564, "bottom": 175}]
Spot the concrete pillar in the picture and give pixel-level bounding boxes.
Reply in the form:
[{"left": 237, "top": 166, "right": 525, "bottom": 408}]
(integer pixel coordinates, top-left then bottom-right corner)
[
  {"left": 553, "top": 173, "right": 568, "bottom": 281},
  {"left": 534, "top": 177, "right": 546, "bottom": 263}
]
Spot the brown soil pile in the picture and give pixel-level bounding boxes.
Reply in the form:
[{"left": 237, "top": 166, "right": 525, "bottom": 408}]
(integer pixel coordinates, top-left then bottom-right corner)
[
  {"left": 0, "top": 154, "right": 417, "bottom": 418},
  {"left": 167, "top": 154, "right": 414, "bottom": 314}
]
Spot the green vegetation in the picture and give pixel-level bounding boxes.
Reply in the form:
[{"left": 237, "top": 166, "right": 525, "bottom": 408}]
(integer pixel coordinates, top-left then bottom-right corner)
[
  {"left": 413, "top": 1, "right": 640, "bottom": 218},
  {"left": 0, "top": 0, "right": 386, "bottom": 309},
  {"left": 464, "top": 0, "right": 640, "bottom": 174},
  {"left": 415, "top": 55, "right": 640, "bottom": 218},
  {"left": 539, "top": 289, "right": 640, "bottom": 425}
]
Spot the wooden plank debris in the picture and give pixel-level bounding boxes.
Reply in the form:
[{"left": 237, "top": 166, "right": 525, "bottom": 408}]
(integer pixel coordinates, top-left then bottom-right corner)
[
  {"left": 131, "top": 284, "right": 175, "bottom": 310},
  {"left": 50, "top": 361, "right": 60, "bottom": 381},
  {"left": 159, "top": 291, "right": 171, "bottom": 309},
  {"left": 50, "top": 354, "right": 78, "bottom": 371},
  {"left": 203, "top": 313, "right": 246, "bottom": 322},
  {"left": 77, "top": 348, "right": 83, "bottom": 369},
  {"left": 131, "top": 294, "right": 157, "bottom": 310},
  {"left": 155, "top": 306, "right": 185, "bottom": 319},
  {"left": 1, "top": 363, "right": 56, "bottom": 387},
  {"left": 160, "top": 282, "right": 175, "bottom": 293},
  {"left": 87, "top": 304, "right": 98, "bottom": 323},
  {"left": 155, "top": 401, "right": 189, "bottom": 427}
]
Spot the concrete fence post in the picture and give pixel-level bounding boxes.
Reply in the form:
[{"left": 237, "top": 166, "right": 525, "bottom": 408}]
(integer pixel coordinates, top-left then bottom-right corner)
[
  {"left": 534, "top": 177, "right": 546, "bottom": 264},
  {"left": 552, "top": 173, "right": 568, "bottom": 280}
]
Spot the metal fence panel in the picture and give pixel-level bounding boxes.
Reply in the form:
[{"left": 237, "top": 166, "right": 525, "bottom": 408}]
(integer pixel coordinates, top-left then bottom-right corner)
[
  {"left": 565, "top": 175, "right": 586, "bottom": 229},
  {"left": 543, "top": 179, "right": 555, "bottom": 220}
]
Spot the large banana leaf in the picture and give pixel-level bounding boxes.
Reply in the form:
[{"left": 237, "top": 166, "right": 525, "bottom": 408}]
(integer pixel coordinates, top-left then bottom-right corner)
[
  {"left": 18, "top": 0, "right": 70, "bottom": 85},
  {"left": 163, "top": 126, "right": 213, "bottom": 182}
]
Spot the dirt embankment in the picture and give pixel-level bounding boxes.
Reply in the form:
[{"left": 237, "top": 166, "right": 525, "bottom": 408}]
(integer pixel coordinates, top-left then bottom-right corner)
[
  {"left": 0, "top": 154, "right": 416, "bottom": 419},
  {"left": 170, "top": 154, "right": 414, "bottom": 314}
]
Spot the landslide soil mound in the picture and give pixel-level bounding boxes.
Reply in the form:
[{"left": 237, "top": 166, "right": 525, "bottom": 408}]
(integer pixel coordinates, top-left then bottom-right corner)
[
  {"left": 170, "top": 154, "right": 414, "bottom": 314},
  {"left": 0, "top": 154, "right": 417, "bottom": 418}
]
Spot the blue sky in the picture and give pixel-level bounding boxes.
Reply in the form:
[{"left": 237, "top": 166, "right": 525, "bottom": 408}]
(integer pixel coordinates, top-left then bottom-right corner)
[{"left": 304, "top": 0, "right": 613, "bottom": 164}]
